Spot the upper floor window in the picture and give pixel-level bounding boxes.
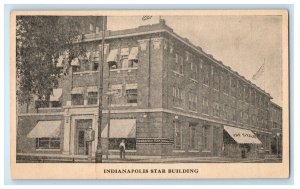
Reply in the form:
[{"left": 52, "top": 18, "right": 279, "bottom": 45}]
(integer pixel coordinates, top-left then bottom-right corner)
[
  {"left": 172, "top": 86, "right": 184, "bottom": 108},
  {"left": 126, "top": 89, "right": 138, "bottom": 103},
  {"left": 71, "top": 87, "right": 84, "bottom": 106},
  {"left": 203, "top": 63, "right": 209, "bottom": 86},
  {"left": 188, "top": 93, "right": 197, "bottom": 112},
  {"left": 87, "top": 92, "right": 98, "bottom": 105},
  {"left": 202, "top": 97, "right": 209, "bottom": 114},
  {"left": 174, "top": 53, "right": 184, "bottom": 75},
  {"left": 190, "top": 62, "right": 198, "bottom": 80}
]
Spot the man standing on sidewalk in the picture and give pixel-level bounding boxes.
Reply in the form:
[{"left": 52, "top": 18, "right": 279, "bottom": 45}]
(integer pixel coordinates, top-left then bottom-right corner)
[{"left": 119, "top": 139, "right": 126, "bottom": 159}]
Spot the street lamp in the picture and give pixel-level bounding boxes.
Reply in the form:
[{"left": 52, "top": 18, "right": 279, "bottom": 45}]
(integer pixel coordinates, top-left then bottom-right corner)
[{"left": 276, "top": 132, "right": 280, "bottom": 158}]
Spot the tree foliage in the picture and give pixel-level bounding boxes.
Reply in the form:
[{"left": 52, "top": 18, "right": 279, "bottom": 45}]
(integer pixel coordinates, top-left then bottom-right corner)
[{"left": 16, "top": 16, "right": 85, "bottom": 108}]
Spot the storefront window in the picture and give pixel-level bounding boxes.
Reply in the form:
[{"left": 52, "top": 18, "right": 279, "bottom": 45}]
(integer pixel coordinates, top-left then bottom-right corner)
[
  {"left": 189, "top": 125, "right": 197, "bottom": 150},
  {"left": 174, "top": 121, "right": 182, "bottom": 150},
  {"left": 203, "top": 126, "right": 210, "bottom": 151},
  {"left": 36, "top": 138, "right": 60, "bottom": 149},
  {"left": 108, "top": 138, "right": 136, "bottom": 150}
]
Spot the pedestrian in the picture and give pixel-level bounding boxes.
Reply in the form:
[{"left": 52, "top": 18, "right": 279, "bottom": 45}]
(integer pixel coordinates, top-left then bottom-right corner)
[{"left": 119, "top": 139, "right": 126, "bottom": 159}]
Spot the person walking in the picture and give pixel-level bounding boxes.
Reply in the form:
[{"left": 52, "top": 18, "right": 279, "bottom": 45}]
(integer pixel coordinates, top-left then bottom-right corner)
[{"left": 119, "top": 139, "right": 126, "bottom": 159}]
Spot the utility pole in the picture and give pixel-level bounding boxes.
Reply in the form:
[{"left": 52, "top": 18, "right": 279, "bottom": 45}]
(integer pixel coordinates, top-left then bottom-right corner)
[{"left": 95, "top": 16, "right": 107, "bottom": 163}]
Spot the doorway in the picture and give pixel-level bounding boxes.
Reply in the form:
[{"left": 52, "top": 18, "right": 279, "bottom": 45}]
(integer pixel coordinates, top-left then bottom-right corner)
[{"left": 75, "top": 119, "right": 92, "bottom": 155}]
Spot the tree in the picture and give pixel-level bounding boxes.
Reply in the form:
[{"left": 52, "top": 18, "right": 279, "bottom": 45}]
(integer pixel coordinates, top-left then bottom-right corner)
[{"left": 16, "top": 16, "right": 85, "bottom": 112}]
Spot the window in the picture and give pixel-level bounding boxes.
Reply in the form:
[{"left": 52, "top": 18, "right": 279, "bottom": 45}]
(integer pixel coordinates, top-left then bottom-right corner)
[
  {"left": 203, "top": 126, "right": 210, "bottom": 151},
  {"left": 213, "top": 101, "right": 220, "bottom": 117},
  {"left": 36, "top": 138, "right": 60, "bottom": 149},
  {"left": 87, "top": 92, "right": 98, "bottom": 105},
  {"left": 35, "top": 100, "right": 50, "bottom": 109},
  {"left": 128, "top": 59, "right": 138, "bottom": 68},
  {"left": 190, "top": 62, "right": 198, "bottom": 80},
  {"left": 202, "top": 97, "right": 209, "bottom": 114},
  {"left": 51, "top": 101, "right": 62, "bottom": 108},
  {"left": 172, "top": 86, "right": 184, "bottom": 108},
  {"left": 174, "top": 53, "right": 184, "bottom": 75},
  {"left": 174, "top": 121, "right": 182, "bottom": 150},
  {"left": 72, "top": 94, "right": 84, "bottom": 105},
  {"left": 203, "top": 63, "right": 209, "bottom": 86},
  {"left": 189, "top": 125, "right": 197, "bottom": 150},
  {"left": 188, "top": 93, "right": 197, "bottom": 112},
  {"left": 213, "top": 69, "right": 220, "bottom": 90},
  {"left": 120, "top": 55, "right": 129, "bottom": 68},
  {"left": 108, "top": 138, "right": 136, "bottom": 150},
  {"left": 126, "top": 89, "right": 138, "bottom": 103},
  {"left": 72, "top": 66, "right": 80, "bottom": 73},
  {"left": 110, "top": 85, "right": 123, "bottom": 105}
]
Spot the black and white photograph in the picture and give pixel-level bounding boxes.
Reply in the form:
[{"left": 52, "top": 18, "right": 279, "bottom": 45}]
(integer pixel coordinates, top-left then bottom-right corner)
[{"left": 10, "top": 10, "right": 289, "bottom": 179}]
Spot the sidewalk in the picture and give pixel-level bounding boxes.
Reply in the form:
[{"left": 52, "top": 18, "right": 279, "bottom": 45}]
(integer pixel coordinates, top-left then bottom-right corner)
[{"left": 16, "top": 153, "right": 281, "bottom": 163}]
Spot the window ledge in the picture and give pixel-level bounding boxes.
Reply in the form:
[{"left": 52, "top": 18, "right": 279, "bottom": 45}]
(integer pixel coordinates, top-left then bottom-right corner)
[
  {"left": 202, "top": 84, "right": 209, "bottom": 87},
  {"left": 188, "top": 150, "right": 200, "bottom": 153},
  {"left": 173, "top": 106, "right": 185, "bottom": 111},
  {"left": 73, "top": 70, "right": 99, "bottom": 75},
  {"left": 189, "top": 110, "right": 198, "bottom": 114},
  {"left": 201, "top": 150, "right": 211, "bottom": 153},
  {"left": 190, "top": 78, "right": 198, "bottom": 83},
  {"left": 172, "top": 150, "right": 185, "bottom": 153},
  {"left": 110, "top": 103, "right": 137, "bottom": 107},
  {"left": 36, "top": 149, "right": 61, "bottom": 152},
  {"left": 110, "top": 67, "right": 138, "bottom": 72},
  {"left": 38, "top": 107, "right": 63, "bottom": 110},
  {"left": 172, "top": 71, "right": 184, "bottom": 77}
]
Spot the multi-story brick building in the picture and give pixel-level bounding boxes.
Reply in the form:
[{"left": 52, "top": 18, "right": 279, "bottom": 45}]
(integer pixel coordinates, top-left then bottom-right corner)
[
  {"left": 269, "top": 102, "right": 282, "bottom": 156},
  {"left": 17, "top": 19, "right": 278, "bottom": 159}
]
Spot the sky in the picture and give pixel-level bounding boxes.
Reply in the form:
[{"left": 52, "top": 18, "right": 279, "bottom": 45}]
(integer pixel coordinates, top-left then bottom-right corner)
[{"left": 107, "top": 15, "right": 283, "bottom": 106}]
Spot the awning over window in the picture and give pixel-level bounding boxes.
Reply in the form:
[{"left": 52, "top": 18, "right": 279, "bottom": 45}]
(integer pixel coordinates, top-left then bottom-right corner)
[
  {"left": 71, "top": 58, "right": 80, "bottom": 66},
  {"left": 128, "top": 47, "right": 139, "bottom": 61},
  {"left": 107, "top": 49, "right": 119, "bottom": 63},
  {"left": 101, "top": 119, "right": 136, "bottom": 138},
  {"left": 71, "top": 87, "right": 84, "bottom": 94},
  {"left": 50, "top": 88, "right": 62, "bottom": 101},
  {"left": 56, "top": 55, "right": 64, "bottom": 68},
  {"left": 27, "top": 121, "right": 61, "bottom": 138},
  {"left": 125, "top": 83, "right": 138, "bottom": 90},
  {"left": 224, "top": 126, "right": 262, "bottom": 144},
  {"left": 87, "top": 86, "right": 98, "bottom": 93}
]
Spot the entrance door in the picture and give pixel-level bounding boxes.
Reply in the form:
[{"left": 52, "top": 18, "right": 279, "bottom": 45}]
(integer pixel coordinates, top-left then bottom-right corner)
[{"left": 75, "top": 119, "right": 92, "bottom": 155}]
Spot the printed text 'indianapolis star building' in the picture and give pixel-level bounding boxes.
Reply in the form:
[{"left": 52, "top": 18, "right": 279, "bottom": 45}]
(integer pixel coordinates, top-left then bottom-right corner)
[{"left": 16, "top": 17, "right": 282, "bottom": 161}]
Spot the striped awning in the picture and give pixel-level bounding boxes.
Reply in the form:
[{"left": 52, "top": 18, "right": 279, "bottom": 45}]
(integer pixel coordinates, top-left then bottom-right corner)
[
  {"left": 224, "top": 126, "right": 262, "bottom": 144},
  {"left": 27, "top": 121, "right": 61, "bottom": 138},
  {"left": 101, "top": 119, "right": 136, "bottom": 138},
  {"left": 71, "top": 58, "right": 80, "bottom": 66},
  {"left": 87, "top": 86, "right": 98, "bottom": 93},
  {"left": 128, "top": 47, "right": 139, "bottom": 60},
  {"left": 107, "top": 49, "right": 119, "bottom": 63},
  {"left": 71, "top": 87, "right": 84, "bottom": 94}
]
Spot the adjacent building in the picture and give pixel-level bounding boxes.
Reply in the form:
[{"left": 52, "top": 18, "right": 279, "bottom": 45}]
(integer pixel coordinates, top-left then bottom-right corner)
[{"left": 17, "top": 19, "right": 280, "bottom": 160}]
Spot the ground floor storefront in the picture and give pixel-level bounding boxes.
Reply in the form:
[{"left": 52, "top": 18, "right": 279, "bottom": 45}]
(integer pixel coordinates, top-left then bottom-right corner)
[{"left": 17, "top": 108, "right": 272, "bottom": 160}]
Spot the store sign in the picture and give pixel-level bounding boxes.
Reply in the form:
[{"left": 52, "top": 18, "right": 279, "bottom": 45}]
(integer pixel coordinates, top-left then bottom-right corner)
[
  {"left": 233, "top": 133, "right": 257, "bottom": 138},
  {"left": 136, "top": 138, "right": 174, "bottom": 144}
]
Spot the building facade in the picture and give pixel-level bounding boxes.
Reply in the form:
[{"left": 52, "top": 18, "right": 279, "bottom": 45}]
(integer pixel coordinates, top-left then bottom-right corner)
[
  {"left": 17, "top": 19, "right": 278, "bottom": 159},
  {"left": 269, "top": 102, "right": 282, "bottom": 156}
]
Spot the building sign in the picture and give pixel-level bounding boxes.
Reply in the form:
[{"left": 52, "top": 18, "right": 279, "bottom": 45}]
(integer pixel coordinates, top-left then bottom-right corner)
[
  {"left": 232, "top": 133, "right": 258, "bottom": 139},
  {"left": 136, "top": 138, "right": 174, "bottom": 144}
]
